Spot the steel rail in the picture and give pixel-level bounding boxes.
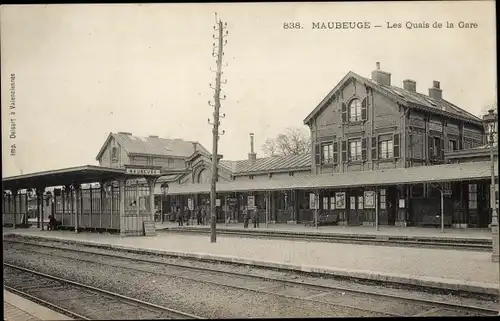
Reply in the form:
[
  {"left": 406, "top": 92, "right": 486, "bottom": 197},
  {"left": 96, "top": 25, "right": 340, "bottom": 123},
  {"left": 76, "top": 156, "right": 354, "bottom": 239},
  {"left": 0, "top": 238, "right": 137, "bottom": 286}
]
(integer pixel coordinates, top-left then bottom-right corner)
[
  {"left": 3, "top": 263, "right": 203, "bottom": 320},
  {"left": 6, "top": 240, "right": 498, "bottom": 316},
  {"left": 4, "top": 285, "right": 90, "bottom": 320}
]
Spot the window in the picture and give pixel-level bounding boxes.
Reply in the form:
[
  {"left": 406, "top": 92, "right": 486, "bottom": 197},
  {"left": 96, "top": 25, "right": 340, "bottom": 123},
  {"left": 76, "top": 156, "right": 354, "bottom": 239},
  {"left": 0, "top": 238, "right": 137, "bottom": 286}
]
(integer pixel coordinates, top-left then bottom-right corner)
[
  {"left": 448, "top": 140, "right": 457, "bottom": 151},
  {"left": 349, "top": 140, "right": 362, "bottom": 161},
  {"left": 380, "top": 189, "right": 386, "bottom": 210},
  {"left": 322, "top": 197, "right": 329, "bottom": 210},
  {"left": 468, "top": 184, "right": 477, "bottom": 209},
  {"left": 322, "top": 143, "right": 333, "bottom": 164},
  {"left": 249, "top": 175, "right": 254, "bottom": 180},
  {"left": 378, "top": 139, "right": 393, "bottom": 159},
  {"left": 330, "top": 197, "right": 335, "bottom": 210},
  {"left": 349, "top": 99, "right": 362, "bottom": 122},
  {"left": 289, "top": 172, "right": 294, "bottom": 177},
  {"left": 432, "top": 137, "right": 440, "bottom": 157},
  {"left": 349, "top": 196, "right": 356, "bottom": 210},
  {"left": 167, "top": 158, "right": 174, "bottom": 168},
  {"left": 357, "top": 196, "right": 364, "bottom": 210}
]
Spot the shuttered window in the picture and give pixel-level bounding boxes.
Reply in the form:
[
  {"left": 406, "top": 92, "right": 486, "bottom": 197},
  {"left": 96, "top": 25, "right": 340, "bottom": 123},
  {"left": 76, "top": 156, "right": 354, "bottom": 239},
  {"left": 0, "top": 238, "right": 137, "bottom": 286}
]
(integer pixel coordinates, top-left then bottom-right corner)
[
  {"left": 315, "top": 143, "right": 320, "bottom": 165},
  {"left": 361, "top": 98, "right": 367, "bottom": 120},
  {"left": 321, "top": 142, "right": 333, "bottom": 164},
  {"left": 371, "top": 136, "right": 378, "bottom": 160},
  {"left": 349, "top": 140, "right": 362, "bottom": 161},
  {"left": 341, "top": 140, "right": 347, "bottom": 162},
  {"left": 393, "top": 133, "right": 400, "bottom": 158},
  {"left": 349, "top": 99, "right": 362, "bottom": 122},
  {"left": 361, "top": 137, "right": 367, "bottom": 160},
  {"left": 333, "top": 141, "right": 339, "bottom": 164},
  {"left": 379, "top": 139, "right": 394, "bottom": 159},
  {"left": 341, "top": 103, "right": 348, "bottom": 123}
]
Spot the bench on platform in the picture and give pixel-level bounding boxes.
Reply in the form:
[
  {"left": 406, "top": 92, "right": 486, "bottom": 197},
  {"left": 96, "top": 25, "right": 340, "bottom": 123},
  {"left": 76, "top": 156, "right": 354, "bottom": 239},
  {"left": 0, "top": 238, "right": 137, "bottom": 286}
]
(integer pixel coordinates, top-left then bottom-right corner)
[
  {"left": 305, "top": 213, "right": 338, "bottom": 227},
  {"left": 419, "top": 214, "right": 453, "bottom": 227}
]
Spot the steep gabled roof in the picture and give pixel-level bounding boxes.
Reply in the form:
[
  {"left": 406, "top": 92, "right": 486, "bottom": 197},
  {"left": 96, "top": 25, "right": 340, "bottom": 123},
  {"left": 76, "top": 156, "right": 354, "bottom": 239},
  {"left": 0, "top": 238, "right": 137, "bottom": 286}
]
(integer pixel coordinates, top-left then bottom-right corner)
[
  {"left": 303, "top": 71, "right": 482, "bottom": 126},
  {"left": 95, "top": 132, "right": 209, "bottom": 160},
  {"left": 219, "top": 153, "right": 311, "bottom": 176}
]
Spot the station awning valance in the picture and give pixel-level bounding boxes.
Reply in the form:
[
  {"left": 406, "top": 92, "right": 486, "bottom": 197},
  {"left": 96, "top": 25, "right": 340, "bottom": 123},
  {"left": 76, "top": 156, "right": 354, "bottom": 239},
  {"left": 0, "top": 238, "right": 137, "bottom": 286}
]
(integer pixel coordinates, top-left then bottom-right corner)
[
  {"left": 2, "top": 165, "right": 190, "bottom": 191},
  {"left": 2, "top": 165, "right": 126, "bottom": 190},
  {"left": 166, "top": 161, "right": 497, "bottom": 195}
]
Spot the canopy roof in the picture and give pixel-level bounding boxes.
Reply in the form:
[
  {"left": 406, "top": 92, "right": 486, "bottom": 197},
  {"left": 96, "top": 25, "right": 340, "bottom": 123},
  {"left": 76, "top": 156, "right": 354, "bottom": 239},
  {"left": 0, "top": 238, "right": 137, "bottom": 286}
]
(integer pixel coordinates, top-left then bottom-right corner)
[
  {"left": 2, "top": 165, "right": 189, "bottom": 191},
  {"left": 166, "top": 161, "right": 497, "bottom": 195}
]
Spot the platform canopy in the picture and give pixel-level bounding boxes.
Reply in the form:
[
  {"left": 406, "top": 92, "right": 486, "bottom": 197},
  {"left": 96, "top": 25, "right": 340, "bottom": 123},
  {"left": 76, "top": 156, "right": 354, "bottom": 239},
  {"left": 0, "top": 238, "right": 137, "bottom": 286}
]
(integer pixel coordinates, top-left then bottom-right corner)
[
  {"left": 2, "top": 165, "right": 190, "bottom": 191},
  {"left": 166, "top": 161, "right": 498, "bottom": 195}
]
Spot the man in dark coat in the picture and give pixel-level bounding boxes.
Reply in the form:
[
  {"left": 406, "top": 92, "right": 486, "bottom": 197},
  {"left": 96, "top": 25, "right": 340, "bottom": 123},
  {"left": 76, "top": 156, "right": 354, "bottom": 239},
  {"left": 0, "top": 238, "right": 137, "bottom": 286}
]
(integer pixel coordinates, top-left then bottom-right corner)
[
  {"left": 243, "top": 207, "right": 249, "bottom": 228},
  {"left": 196, "top": 206, "right": 202, "bottom": 225}
]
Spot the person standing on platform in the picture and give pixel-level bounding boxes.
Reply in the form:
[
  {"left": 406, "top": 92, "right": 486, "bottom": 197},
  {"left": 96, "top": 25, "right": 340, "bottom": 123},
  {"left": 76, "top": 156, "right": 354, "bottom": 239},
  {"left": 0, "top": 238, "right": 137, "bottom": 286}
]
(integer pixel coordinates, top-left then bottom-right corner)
[
  {"left": 243, "top": 207, "right": 249, "bottom": 228},
  {"left": 184, "top": 206, "right": 190, "bottom": 226},
  {"left": 202, "top": 206, "right": 207, "bottom": 225},
  {"left": 254, "top": 206, "right": 260, "bottom": 228},
  {"left": 196, "top": 206, "right": 202, "bottom": 225}
]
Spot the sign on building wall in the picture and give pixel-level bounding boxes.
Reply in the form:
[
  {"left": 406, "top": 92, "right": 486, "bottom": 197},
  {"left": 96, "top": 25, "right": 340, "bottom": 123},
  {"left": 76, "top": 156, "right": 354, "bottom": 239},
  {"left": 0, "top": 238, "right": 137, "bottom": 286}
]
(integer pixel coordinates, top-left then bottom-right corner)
[
  {"left": 188, "top": 198, "right": 193, "bottom": 210},
  {"left": 228, "top": 198, "right": 237, "bottom": 206},
  {"left": 125, "top": 168, "right": 161, "bottom": 176},
  {"left": 335, "top": 192, "right": 346, "bottom": 209},
  {"left": 216, "top": 199, "right": 221, "bottom": 207},
  {"left": 309, "top": 193, "right": 319, "bottom": 210},
  {"left": 247, "top": 196, "right": 255, "bottom": 209},
  {"left": 364, "top": 191, "right": 375, "bottom": 208},
  {"left": 429, "top": 121, "right": 443, "bottom": 132}
]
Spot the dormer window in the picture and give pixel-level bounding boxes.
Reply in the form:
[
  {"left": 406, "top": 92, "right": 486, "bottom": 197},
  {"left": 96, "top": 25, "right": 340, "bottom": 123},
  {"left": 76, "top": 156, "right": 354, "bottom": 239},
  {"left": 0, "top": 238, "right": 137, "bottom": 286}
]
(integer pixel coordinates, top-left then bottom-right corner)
[{"left": 349, "top": 99, "right": 362, "bottom": 122}]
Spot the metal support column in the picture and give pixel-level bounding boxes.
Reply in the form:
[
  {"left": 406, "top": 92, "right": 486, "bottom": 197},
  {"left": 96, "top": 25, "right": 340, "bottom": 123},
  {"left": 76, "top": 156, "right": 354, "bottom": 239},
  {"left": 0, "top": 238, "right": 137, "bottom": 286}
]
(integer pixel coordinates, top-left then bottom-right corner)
[
  {"left": 12, "top": 189, "right": 18, "bottom": 229},
  {"left": 119, "top": 178, "right": 125, "bottom": 236},
  {"left": 74, "top": 184, "right": 80, "bottom": 233}
]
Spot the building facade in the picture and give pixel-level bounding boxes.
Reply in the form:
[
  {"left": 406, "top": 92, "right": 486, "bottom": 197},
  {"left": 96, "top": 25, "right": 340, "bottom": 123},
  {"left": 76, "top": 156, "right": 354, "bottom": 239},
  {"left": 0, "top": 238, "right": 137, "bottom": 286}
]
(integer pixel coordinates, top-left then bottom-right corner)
[{"left": 94, "top": 64, "right": 497, "bottom": 228}]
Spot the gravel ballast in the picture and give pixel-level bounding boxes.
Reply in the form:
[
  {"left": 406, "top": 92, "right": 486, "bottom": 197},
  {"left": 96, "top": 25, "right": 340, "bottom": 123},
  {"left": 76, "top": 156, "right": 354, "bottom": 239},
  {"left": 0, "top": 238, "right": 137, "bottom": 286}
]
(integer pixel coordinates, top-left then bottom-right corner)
[
  {"left": 5, "top": 246, "right": 392, "bottom": 318},
  {"left": 4, "top": 234, "right": 497, "bottom": 309}
]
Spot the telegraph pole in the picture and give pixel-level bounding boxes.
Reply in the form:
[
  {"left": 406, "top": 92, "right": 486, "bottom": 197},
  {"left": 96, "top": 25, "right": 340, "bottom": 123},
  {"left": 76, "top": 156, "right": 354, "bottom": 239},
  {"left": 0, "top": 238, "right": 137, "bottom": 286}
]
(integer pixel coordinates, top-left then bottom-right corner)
[{"left": 208, "top": 13, "right": 229, "bottom": 243}]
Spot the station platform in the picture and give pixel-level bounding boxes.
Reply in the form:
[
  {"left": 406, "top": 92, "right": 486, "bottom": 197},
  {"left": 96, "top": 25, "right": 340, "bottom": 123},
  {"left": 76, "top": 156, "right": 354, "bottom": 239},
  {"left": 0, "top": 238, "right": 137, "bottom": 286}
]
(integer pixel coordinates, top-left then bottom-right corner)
[
  {"left": 154, "top": 222, "right": 492, "bottom": 241},
  {"left": 3, "top": 227, "right": 498, "bottom": 296},
  {"left": 4, "top": 290, "right": 72, "bottom": 321}
]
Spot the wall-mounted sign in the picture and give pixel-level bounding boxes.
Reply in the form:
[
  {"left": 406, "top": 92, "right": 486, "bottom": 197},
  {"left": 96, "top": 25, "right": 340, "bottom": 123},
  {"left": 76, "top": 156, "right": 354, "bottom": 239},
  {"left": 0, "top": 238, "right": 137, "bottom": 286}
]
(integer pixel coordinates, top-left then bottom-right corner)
[
  {"left": 126, "top": 168, "right": 161, "bottom": 176},
  {"left": 247, "top": 196, "right": 255, "bottom": 209},
  {"left": 216, "top": 199, "right": 221, "bottom": 207},
  {"left": 335, "top": 192, "right": 346, "bottom": 209},
  {"left": 188, "top": 198, "right": 194, "bottom": 211},
  {"left": 364, "top": 191, "right": 375, "bottom": 208},
  {"left": 309, "top": 193, "right": 319, "bottom": 210},
  {"left": 429, "top": 122, "right": 443, "bottom": 132}
]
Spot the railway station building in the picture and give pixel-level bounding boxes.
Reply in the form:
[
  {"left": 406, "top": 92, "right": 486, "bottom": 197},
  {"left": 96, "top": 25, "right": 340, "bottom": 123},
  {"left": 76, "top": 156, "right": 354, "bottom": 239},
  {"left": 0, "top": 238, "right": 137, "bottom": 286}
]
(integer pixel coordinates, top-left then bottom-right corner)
[{"left": 2, "top": 62, "right": 498, "bottom": 234}]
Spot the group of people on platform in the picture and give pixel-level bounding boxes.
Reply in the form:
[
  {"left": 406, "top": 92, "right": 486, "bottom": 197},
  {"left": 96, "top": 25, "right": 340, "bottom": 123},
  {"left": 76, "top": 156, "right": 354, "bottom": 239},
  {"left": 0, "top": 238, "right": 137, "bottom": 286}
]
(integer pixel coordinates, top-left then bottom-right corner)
[{"left": 170, "top": 205, "right": 261, "bottom": 228}]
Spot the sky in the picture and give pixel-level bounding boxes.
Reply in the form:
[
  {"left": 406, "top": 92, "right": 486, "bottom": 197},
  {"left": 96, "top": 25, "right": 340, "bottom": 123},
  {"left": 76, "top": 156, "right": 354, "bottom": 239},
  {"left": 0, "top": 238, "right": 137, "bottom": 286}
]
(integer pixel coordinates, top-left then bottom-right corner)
[{"left": 1, "top": 1, "right": 497, "bottom": 177}]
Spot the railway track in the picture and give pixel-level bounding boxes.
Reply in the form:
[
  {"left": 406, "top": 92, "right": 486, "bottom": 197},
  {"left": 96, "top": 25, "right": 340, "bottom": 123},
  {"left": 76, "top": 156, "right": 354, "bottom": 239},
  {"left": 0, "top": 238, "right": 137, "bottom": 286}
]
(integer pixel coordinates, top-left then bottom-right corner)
[
  {"left": 5, "top": 239, "right": 498, "bottom": 317},
  {"left": 3, "top": 263, "right": 202, "bottom": 320},
  {"left": 162, "top": 228, "right": 492, "bottom": 251}
]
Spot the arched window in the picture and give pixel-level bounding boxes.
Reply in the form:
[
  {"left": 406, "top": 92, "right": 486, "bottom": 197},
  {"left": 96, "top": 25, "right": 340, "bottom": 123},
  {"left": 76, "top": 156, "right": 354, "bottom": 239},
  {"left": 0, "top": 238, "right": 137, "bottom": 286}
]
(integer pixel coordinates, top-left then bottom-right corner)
[
  {"left": 111, "top": 147, "right": 118, "bottom": 162},
  {"left": 197, "top": 169, "right": 211, "bottom": 184},
  {"left": 349, "top": 99, "right": 362, "bottom": 122}
]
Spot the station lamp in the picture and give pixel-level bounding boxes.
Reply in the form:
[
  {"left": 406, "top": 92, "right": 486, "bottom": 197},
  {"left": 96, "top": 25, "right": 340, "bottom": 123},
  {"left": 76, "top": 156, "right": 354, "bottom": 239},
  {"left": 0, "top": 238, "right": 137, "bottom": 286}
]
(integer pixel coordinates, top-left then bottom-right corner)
[{"left": 483, "top": 108, "right": 498, "bottom": 263}]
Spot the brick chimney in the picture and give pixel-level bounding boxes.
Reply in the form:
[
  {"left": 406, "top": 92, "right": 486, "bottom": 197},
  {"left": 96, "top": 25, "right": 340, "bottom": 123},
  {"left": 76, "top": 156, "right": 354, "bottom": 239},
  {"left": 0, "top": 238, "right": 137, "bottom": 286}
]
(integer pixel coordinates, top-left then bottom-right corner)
[
  {"left": 403, "top": 79, "right": 416, "bottom": 93},
  {"left": 248, "top": 133, "right": 257, "bottom": 164},
  {"left": 428, "top": 80, "right": 442, "bottom": 100},
  {"left": 371, "top": 62, "right": 391, "bottom": 86}
]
